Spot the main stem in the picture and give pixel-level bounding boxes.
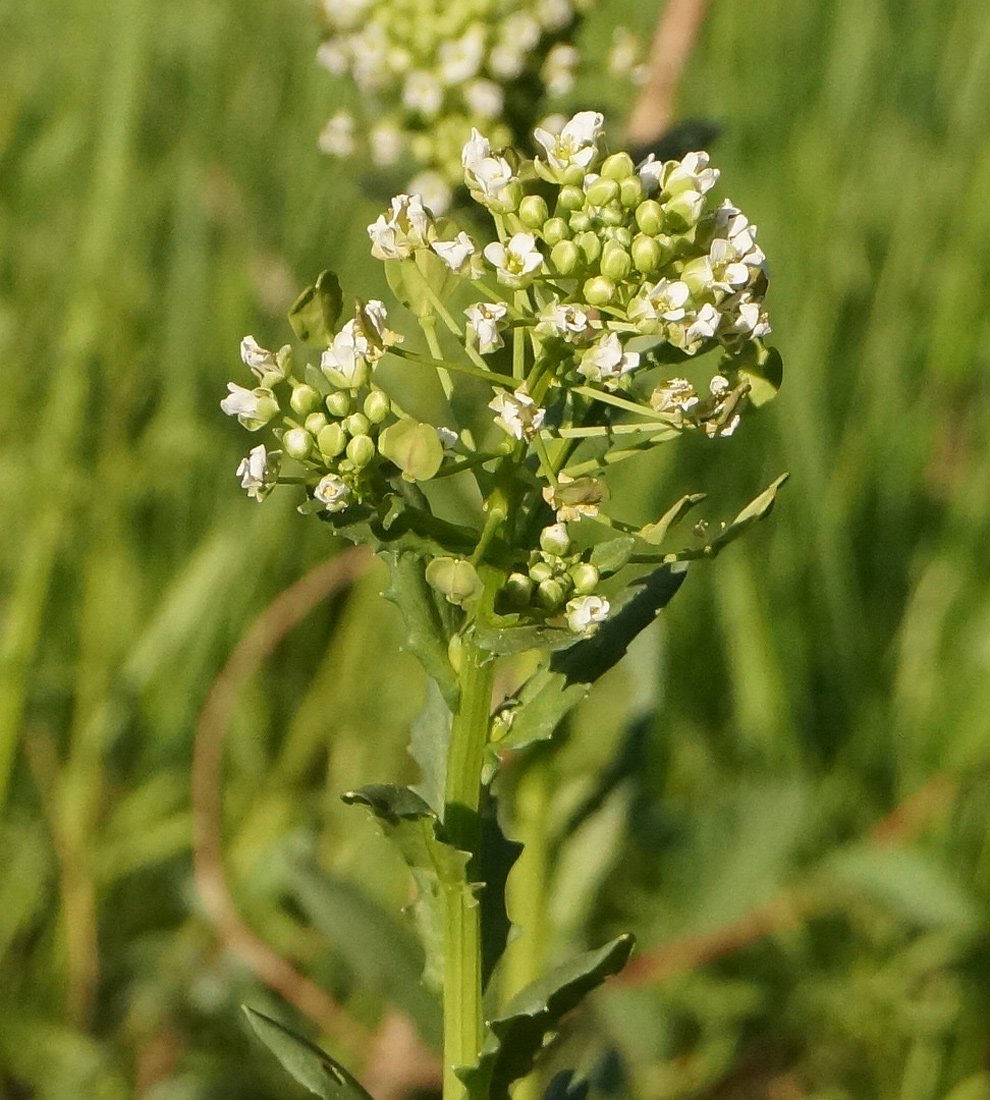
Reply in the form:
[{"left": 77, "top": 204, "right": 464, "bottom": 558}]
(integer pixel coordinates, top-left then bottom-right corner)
[{"left": 443, "top": 637, "right": 494, "bottom": 1099}]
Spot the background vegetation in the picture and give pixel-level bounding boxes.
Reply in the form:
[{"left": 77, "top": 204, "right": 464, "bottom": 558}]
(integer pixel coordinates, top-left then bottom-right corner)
[{"left": 2, "top": 0, "right": 990, "bottom": 1096}]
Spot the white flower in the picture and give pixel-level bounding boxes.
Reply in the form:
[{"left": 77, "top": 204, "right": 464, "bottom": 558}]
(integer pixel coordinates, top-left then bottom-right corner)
[
  {"left": 318, "top": 111, "right": 356, "bottom": 157},
  {"left": 316, "top": 38, "right": 348, "bottom": 75},
  {"left": 355, "top": 299, "right": 402, "bottom": 360},
  {"left": 369, "top": 122, "right": 404, "bottom": 166},
  {"left": 236, "top": 444, "right": 280, "bottom": 501},
  {"left": 635, "top": 278, "right": 691, "bottom": 323},
  {"left": 608, "top": 28, "right": 644, "bottom": 81},
  {"left": 684, "top": 303, "right": 721, "bottom": 345},
  {"left": 541, "top": 43, "right": 579, "bottom": 97},
  {"left": 534, "top": 110, "right": 604, "bottom": 173},
  {"left": 666, "top": 151, "right": 720, "bottom": 195},
  {"left": 349, "top": 25, "right": 389, "bottom": 90},
  {"left": 542, "top": 473, "right": 609, "bottom": 522},
  {"left": 464, "top": 79, "right": 504, "bottom": 120},
  {"left": 652, "top": 378, "right": 699, "bottom": 415},
  {"left": 461, "top": 128, "right": 516, "bottom": 202},
  {"left": 314, "top": 474, "right": 351, "bottom": 513},
  {"left": 408, "top": 171, "right": 452, "bottom": 215},
  {"left": 723, "top": 298, "right": 771, "bottom": 340},
  {"left": 321, "top": 323, "right": 369, "bottom": 389},
  {"left": 483, "top": 232, "right": 543, "bottom": 287},
  {"left": 431, "top": 232, "right": 476, "bottom": 274},
  {"left": 438, "top": 25, "right": 485, "bottom": 85},
  {"left": 320, "top": 0, "right": 371, "bottom": 30},
  {"left": 536, "top": 301, "right": 592, "bottom": 342},
  {"left": 565, "top": 594, "right": 610, "bottom": 634},
  {"left": 437, "top": 426, "right": 460, "bottom": 453},
  {"left": 240, "top": 335, "right": 274, "bottom": 376},
  {"left": 489, "top": 387, "right": 545, "bottom": 440},
  {"left": 537, "top": 0, "right": 573, "bottom": 32},
  {"left": 710, "top": 375, "right": 730, "bottom": 396},
  {"left": 403, "top": 70, "right": 443, "bottom": 118},
  {"left": 465, "top": 302, "right": 508, "bottom": 354},
  {"left": 488, "top": 41, "right": 525, "bottom": 79},
  {"left": 220, "top": 383, "right": 278, "bottom": 430},
  {"left": 367, "top": 193, "right": 434, "bottom": 259},
  {"left": 577, "top": 332, "right": 640, "bottom": 388}
]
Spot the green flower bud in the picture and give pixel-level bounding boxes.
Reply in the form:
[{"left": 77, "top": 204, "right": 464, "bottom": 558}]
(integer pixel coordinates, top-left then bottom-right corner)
[
  {"left": 601, "top": 243, "right": 632, "bottom": 281},
  {"left": 325, "top": 391, "right": 352, "bottom": 417},
  {"left": 635, "top": 199, "right": 664, "bottom": 236},
  {"left": 569, "top": 562, "right": 600, "bottom": 594},
  {"left": 528, "top": 560, "right": 554, "bottom": 584},
  {"left": 503, "top": 571, "right": 534, "bottom": 609},
  {"left": 619, "top": 176, "right": 645, "bottom": 208},
  {"left": 550, "top": 239, "right": 581, "bottom": 276},
  {"left": 346, "top": 433, "right": 376, "bottom": 468},
  {"left": 613, "top": 226, "right": 633, "bottom": 248},
  {"left": 601, "top": 152, "right": 635, "bottom": 180},
  {"left": 305, "top": 412, "right": 329, "bottom": 435},
  {"left": 518, "top": 194, "right": 550, "bottom": 229},
  {"left": 542, "top": 217, "right": 570, "bottom": 246},
  {"left": 282, "top": 427, "right": 313, "bottom": 461},
  {"left": 344, "top": 412, "right": 370, "bottom": 438},
  {"left": 536, "top": 577, "right": 570, "bottom": 610},
  {"left": 317, "top": 423, "right": 347, "bottom": 458},
  {"left": 584, "top": 275, "right": 616, "bottom": 306},
  {"left": 259, "top": 369, "right": 284, "bottom": 390},
  {"left": 568, "top": 211, "right": 592, "bottom": 232},
  {"left": 363, "top": 389, "right": 391, "bottom": 424},
  {"left": 665, "top": 190, "right": 705, "bottom": 231},
  {"left": 290, "top": 384, "right": 321, "bottom": 417},
  {"left": 585, "top": 177, "right": 620, "bottom": 207},
  {"left": 600, "top": 203, "right": 625, "bottom": 227},
  {"left": 539, "top": 523, "right": 571, "bottom": 555},
  {"left": 425, "top": 556, "right": 484, "bottom": 606},
  {"left": 562, "top": 164, "right": 587, "bottom": 186},
  {"left": 576, "top": 231, "right": 602, "bottom": 266},
  {"left": 632, "top": 234, "right": 663, "bottom": 273},
  {"left": 558, "top": 185, "right": 585, "bottom": 211}
]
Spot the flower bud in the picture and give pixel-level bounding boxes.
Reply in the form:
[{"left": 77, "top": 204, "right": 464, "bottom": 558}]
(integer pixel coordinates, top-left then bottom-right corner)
[
  {"left": 576, "top": 231, "right": 601, "bottom": 266},
  {"left": 601, "top": 243, "right": 632, "bottom": 281},
  {"left": 558, "top": 184, "right": 585, "bottom": 211},
  {"left": 635, "top": 199, "right": 663, "bottom": 236},
  {"left": 317, "top": 423, "right": 347, "bottom": 458},
  {"left": 632, "top": 234, "right": 663, "bottom": 273},
  {"left": 562, "top": 164, "right": 587, "bottom": 186},
  {"left": 344, "top": 412, "right": 370, "bottom": 438},
  {"left": 613, "top": 226, "right": 633, "bottom": 247},
  {"left": 665, "top": 189, "right": 705, "bottom": 231},
  {"left": 282, "top": 428, "right": 313, "bottom": 461},
  {"left": 584, "top": 275, "right": 616, "bottom": 306},
  {"left": 305, "top": 412, "right": 329, "bottom": 435},
  {"left": 325, "top": 391, "right": 352, "bottom": 417},
  {"left": 585, "top": 177, "right": 620, "bottom": 207},
  {"left": 542, "top": 217, "right": 569, "bottom": 246},
  {"left": 568, "top": 211, "right": 591, "bottom": 232},
  {"left": 502, "top": 571, "right": 534, "bottom": 609},
  {"left": 518, "top": 194, "right": 550, "bottom": 229},
  {"left": 550, "top": 239, "right": 581, "bottom": 275},
  {"left": 539, "top": 522, "right": 570, "bottom": 555},
  {"left": 601, "top": 152, "right": 635, "bottom": 180},
  {"left": 619, "top": 176, "right": 645, "bottom": 208},
  {"left": 600, "top": 203, "right": 625, "bottom": 227},
  {"left": 363, "top": 389, "right": 391, "bottom": 423},
  {"left": 528, "top": 560, "right": 554, "bottom": 584},
  {"left": 569, "top": 562, "right": 600, "bottom": 594},
  {"left": 290, "top": 384, "right": 321, "bottom": 417},
  {"left": 536, "top": 577, "right": 569, "bottom": 610},
  {"left": 346, "top": 433, "right": 376, "bottom": 468}
]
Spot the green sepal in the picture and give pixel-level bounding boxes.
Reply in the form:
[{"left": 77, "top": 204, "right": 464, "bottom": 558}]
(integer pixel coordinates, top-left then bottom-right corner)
[
  {"left": 491, "top": 565, "right": 686, "bottom": 757},
  {"left": 458, "top": 935, "right": 635, "bottom": 1100},
  {"left": 242, "top": 1006, "right": 374, "bottom": 1100},
  {"left": 341, "top": 784, "right": 473, "bottom": 991},
  {"left": 289, "top": 270, "right": 344, "bottom": 346},
  {"left": 382, "top": 551, "right": 460, "bottom": 708}
]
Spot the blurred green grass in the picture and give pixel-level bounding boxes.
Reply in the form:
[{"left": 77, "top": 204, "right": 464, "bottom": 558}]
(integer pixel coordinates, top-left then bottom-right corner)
[{"left": 2, "top": 0, "right": 990, "bottom": 1097}]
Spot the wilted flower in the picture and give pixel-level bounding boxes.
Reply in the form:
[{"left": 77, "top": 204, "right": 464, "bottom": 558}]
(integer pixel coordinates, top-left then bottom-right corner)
[
  {"left": 220, "top": 383, "right": 278, "bottom": 430},
  {"left": 314, "top": 473, "right": 351, "bottom": 512},
  {"left": 465, "top": 302, "right": 509, "bottom": 354},
  {"left": 236, "top": 444, "right": 281, "bottom": 501},
  {"left": 489, "top": 387, "right": 545, "bottom": 440},
  {"left": 577, "top": 333, "right": 640, "bottom": 388},
  {"left": 565, "top": 594, "right": 610, "bottom": 634}
]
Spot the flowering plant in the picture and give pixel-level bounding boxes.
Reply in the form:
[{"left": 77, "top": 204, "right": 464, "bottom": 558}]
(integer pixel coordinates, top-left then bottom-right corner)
[{"left": 223, "top": 111, "right": 784, "bottom": 1099}]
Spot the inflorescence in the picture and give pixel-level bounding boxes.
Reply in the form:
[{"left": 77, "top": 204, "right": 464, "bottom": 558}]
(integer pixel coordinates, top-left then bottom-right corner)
[{"left": 222, "top": 112, "right": 776, "bottom": 639}]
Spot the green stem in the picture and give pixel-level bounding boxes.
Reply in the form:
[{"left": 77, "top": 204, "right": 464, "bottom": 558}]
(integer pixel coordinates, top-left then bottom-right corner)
[{"left": 443, "top": 638, "right": 495, "bottom": 1099}]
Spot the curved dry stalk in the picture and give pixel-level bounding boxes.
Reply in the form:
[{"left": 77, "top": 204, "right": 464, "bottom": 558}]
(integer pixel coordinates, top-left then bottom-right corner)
[
  {"left": 191, "top": 548, "right": 373, "bottom": 1049},
  {"left": 621, "top": 773, "right": 958, "bottom": 985},
  {"left": 625, "top": 0, "right": 714, "bottom": 147}
]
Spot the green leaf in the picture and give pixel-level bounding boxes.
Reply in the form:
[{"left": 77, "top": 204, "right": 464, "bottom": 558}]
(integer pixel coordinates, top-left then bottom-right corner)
[
  {"left": 459, "top": 935, "right": 635, "bottom": 1100},
  {"left": 493, "top": 565, "right": 686, "bottom": 756},
  {"left": 734, "top": 341, "right": 783, "bottom": 408},
  {"left": 342, "top": 784, "right": 473, "bottom": 991},
  {"left": 288, "top": 270, "right": 344, "bottom": 346},
  {"left": 637, "top": 493, "right": 707, "bottom": 546},
  {"left": 287, "top": 865, "right": 441, "bottom": 1050},
  {"left": 243, "top": 1007, "right": 374, "bottom": 1100},
  {"left": 409, "top": 679, "right": 452, "bottom": 815},
  {"left": 589, "top": 536, "right": 635, "bottom": 576},
  {"left": 383, "top": 551, "right": 459, "bottom": 708},
  {"left": 380, "top": 421, "right": 444, "bottom": 481},
  {"left": 707, "top": 473, "right": 789, "bottom": 554}
]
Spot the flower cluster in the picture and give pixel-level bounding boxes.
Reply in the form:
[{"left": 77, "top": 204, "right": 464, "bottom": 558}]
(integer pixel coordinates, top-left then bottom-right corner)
[
  {"left": 315, "top": 0, "right": 622, "bottom": 212},
  {"left": 223, "top": 113, "right": 780, "bottom": 640}
]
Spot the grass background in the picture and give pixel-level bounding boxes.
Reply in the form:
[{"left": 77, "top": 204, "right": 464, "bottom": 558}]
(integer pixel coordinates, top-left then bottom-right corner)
[{"left": 2, "top": 0, "right": 990, "bottom": 1096}]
